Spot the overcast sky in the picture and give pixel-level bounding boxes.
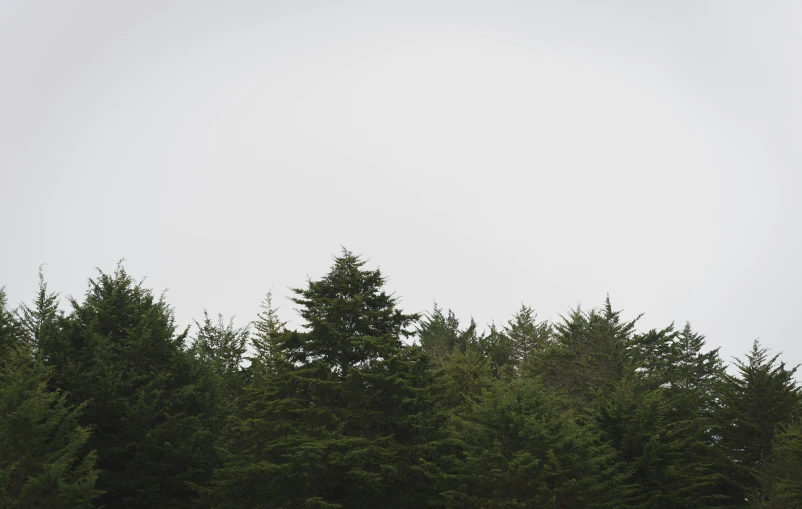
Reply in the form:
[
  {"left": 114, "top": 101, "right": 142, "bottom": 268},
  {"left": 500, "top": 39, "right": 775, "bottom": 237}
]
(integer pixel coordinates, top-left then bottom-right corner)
[{"left": 2, "top": 0, "right": 801, "bottom": 366}]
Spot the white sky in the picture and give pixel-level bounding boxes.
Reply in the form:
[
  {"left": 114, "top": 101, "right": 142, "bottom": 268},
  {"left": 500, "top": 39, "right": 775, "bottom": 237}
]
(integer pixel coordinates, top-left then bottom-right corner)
[{"left": 2, "top": 0, "right": 801, "bottom": 367}]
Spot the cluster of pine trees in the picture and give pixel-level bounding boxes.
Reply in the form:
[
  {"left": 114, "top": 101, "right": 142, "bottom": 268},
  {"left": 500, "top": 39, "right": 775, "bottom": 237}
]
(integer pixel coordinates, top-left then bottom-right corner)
[{"left": 1, "top": 249, "right": 801, "bottom": 508}]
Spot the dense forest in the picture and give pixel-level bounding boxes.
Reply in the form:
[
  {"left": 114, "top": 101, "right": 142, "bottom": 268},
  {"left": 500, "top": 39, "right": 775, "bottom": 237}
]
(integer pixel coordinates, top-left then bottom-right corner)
[{"left": 1, "top": 249, "right": 800, "bottom": 508}]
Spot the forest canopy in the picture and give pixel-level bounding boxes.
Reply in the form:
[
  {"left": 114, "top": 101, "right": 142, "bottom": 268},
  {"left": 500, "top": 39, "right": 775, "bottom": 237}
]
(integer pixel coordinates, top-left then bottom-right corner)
[{"left": 1, "top": 249, "right": 800, "bottom": 508}]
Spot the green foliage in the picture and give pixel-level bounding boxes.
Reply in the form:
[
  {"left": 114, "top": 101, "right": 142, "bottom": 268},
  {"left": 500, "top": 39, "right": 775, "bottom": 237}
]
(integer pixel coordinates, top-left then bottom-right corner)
[
  {"left": 503, "top": 305, "right": 552, "bottom": 375},
  {"left": 0, "top": 331, "right": 99, "bottom": 507},
  {"left": 537, "top": 297, "right": 639, "bottom": 415},
  {"left": 211, "top": 250, "right": 435, "bottom": 508},
  {"left": 15, "top": 266, "right": 62, "bottom": 357},
  {"left": 596, "top": 374, "right": 728, "bottom": 508},
  {"left": 187, "top": 309, "right": 251, "bottom": 475},
  {"left": 249, "top": 290, "right": 288, "bottom": 374},
  {"left": 436, "top": 348, "right": 494, "bottom": 411},
  {"left": 0, "top": 288, "right": 21, "bottom": 353},
  {"left": 593, "top": 322, "right": 731, "bottom": 508},
  {"left": 756, "top": 420, "right": 802, "bottom": 508},
  {"left": 436, "top": 379, "right": 625, "bottom": 508},
  {"left": 718, "top": 340, "right": 801, "bottom": 505},
  {"left": 475, "top": 324, "right": 516, "bottom": 379},
  {"left": 1, "top": 284, "right": 100, "bottom": 509},
  {"left": 4, "top": 252, "right": 802, "bottom": 508},
  {"left": 672, "top": 323, "right": 725, "bottom": 394},
  {"left": 43, "top": 264, "right": 216, "bottom": 509},
  {"left": 190, "top": 310, "right": 249, "bottom": 377},
  {"left": 416, "top": 304, "right": 479, "bottom": 363},
  {"left": 289, "top": 250, "right": 418, "bottom": 372}
]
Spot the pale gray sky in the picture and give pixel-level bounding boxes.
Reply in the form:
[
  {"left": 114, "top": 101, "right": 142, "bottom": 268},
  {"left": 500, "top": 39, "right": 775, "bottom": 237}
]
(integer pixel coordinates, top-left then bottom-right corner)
[{"left": 2, "top": 1, "right": 801, "bottom": 366}]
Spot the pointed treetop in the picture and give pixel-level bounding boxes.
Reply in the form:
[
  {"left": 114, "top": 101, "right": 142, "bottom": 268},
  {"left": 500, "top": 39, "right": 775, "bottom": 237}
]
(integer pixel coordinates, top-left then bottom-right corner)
[
  {"left": 250, "top": 290, "right": 289, "bottom": 370},
  {"left": 16, "top": 265, "right": 61, "bottom": 350},
  {"left": 288, "top": 249, "right": 418, "bottom": 371}
]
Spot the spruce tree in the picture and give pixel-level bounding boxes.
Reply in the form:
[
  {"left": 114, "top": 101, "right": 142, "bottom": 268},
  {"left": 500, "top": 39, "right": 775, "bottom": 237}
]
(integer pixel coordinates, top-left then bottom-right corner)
[
  {"left": 44, "top": 264, "right": 216, "bottom": 509},
  {"left": 718, "top": 340, "right": 801, "bottom": 505},
  {"left": 249, "top": 290, "right": 288, "bottom": 374},
  {"left": 437, "top": 379, "right": 625, "bottom": 508},
  {"left": 191, "top": 310, "right": 248, "bottom": 376},
  {"left": 0, "top": 287, "right": 20, "bottom": 352},
  {"left": 416, "top": 304, "right": 479, "bottom": 362},
  {"left": 0, "top": 287, "right": 99, "bottom": 508},
  {"left": 594, "top": 323, "right": 730, "bottom": 508},
  {"left": 15, "top": 266, "right": 61, "bottom": 357},
  {"left": 188, "top": 310, "right": 250, "bottom": 451},
  {"left": 476, "top": 323, "right": 515, "bottom": 379},
  {"left": 503, "top": 304, "right": 551, "bottom": 375},
  {"left": 756, "top": 419, "right": 802, "bottom": 508},
  {"left": 595, "top": 374, "right": 729, "bottom": 508},
  {"left": 212, "top": 250, "right": 435, "bottom": 508},
  {"left": 537, "top": 297, "right": 638, "bottom": 415},
  {"left": 672, "top": 323, "right": 724, "bottom": 395}
]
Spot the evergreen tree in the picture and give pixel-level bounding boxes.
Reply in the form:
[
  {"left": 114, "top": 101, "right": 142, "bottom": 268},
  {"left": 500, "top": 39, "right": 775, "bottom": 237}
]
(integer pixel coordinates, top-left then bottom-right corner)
[
  {"left": 667, "top": 324, "right": 731, "bottom": 503},
  {"left": 0, "top": 288, "right": 20, "bottom": 352},
  {"left": 672, "top": 323, "right": 724, "bottom": 396},
  {"left": 7, "top": 252, "right": 802, "bottom": 508},
  {"left": 416, "top": 304, "right": 479, "bottom": 363},
  {"left": 15, "top": 266, "right": 61, "bottom": 357},
  {"left": 718, "top": 340, "right": 801, "bottom": 505},
  {"left": 627, "top": 322, "right": 725, "bottom": 416},
  {"left": 628, "top": 325, "right": 678, "bottom": 388},
  {"left": 0, "top": 288, "right": 99, "bottom": 508},
  {"left": 475, "top": 323, "right": 515, "bottom": 379},
  {"left": 595, "top": 373, "right": 728, "bottom": 508},
  {"left": 437, "top": 379, "right": 625, "bottom": 508},
  {"left": 595, "top": 323, "right": 730, "bottom": 508},
  {"left": 288, "top": 250, "right": 418, "bottom": 372},
  {"left": 756, "top": 419, "right": 802, "bottom": 508},
  {"left": 436, "top": 347, "right": 494, "bottom": 412},
  {"left": 211, "top": 250, "right": 435, "bottom": 508},
  {"left": 44, "top": 264, "right": 216, "bottom": 509},
  {"left": 503, "top": 304, "right": 551, "bottom": 375},
  {"left": 537, "top": 297, "right": 638, "bottom": 415},
  {"left": 191, "top": 310, "right": 248, "bottom": 376},
  {"left": 249, "top": 290, "right": 288, "bottom": 374},
  {"left": 188, "top": 310, "right": 250, "bottom": 453},
  {"left": 415, "top": 346, "right": 494, "bottom": 501}
]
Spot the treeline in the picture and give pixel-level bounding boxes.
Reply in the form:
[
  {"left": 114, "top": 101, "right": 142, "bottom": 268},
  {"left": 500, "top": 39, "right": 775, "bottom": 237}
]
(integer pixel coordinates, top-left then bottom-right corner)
[{"left": 1, "top": 249, "right": 800, "bottom": 508}]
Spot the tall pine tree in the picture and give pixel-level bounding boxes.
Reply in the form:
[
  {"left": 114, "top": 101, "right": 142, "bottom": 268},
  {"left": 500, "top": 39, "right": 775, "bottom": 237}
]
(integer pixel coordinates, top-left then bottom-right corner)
[
  {"left": 15, "top": 266, "right": 61, "bottom": 357},
  {"left": 249, "top": 290, "right": 288, "bottom": 374},
  {"left": 718, "top": 340, "right": 801, "bottom": 505},
  {"left": 42, "top": 264, "right": 216, "bottom": 509},
  {"left": 756, "top": 419, "right": 802, "bottom": 508},
  {"left": 503, "top": 304, "right": 551, "bottom": 375},
  {"left": 211, "top": 250, "right": 436, "bottom": 508},
  {"left": 537, "top": 297, "right": 638, "bottom": 416},
  {"left": 436, "top": 379, "right": 625, "bottom": 508},
  {"left": 0, "top": 286, "right": 100, "bottom": 508}
]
